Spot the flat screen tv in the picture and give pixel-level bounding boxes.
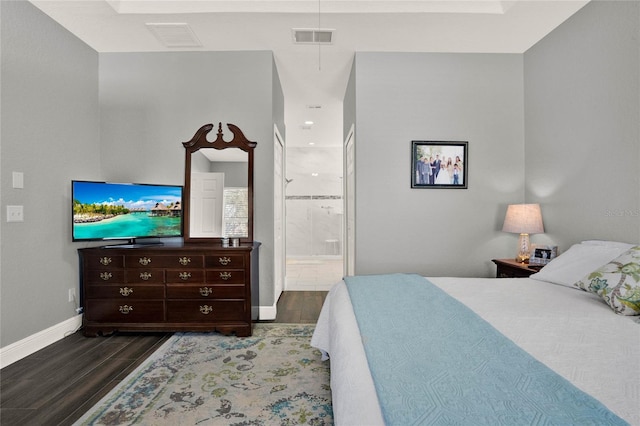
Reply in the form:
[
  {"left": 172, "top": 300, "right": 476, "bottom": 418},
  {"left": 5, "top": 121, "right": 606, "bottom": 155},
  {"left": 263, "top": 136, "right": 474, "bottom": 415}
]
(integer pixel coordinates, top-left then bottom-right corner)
[{"left": 72, "top": 180, "right": 183, "bottom": 245}]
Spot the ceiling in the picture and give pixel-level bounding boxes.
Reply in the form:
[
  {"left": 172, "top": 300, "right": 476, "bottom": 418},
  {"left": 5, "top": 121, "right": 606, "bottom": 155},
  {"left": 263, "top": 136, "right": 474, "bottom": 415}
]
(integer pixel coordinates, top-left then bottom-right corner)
[{"left": 29, "top": 0, "right": 589, "bottom": 148}]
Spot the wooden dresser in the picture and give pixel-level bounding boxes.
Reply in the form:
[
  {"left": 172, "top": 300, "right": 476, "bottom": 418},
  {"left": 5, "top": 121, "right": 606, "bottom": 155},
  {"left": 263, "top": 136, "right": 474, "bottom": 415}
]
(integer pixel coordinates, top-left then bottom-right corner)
[{"left": 79, "top": 242, "right": 259, "bottom": 337}]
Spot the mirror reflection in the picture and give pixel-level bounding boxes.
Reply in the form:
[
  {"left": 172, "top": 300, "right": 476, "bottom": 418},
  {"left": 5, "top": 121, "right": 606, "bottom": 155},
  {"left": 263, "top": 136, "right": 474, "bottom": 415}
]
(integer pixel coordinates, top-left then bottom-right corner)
[{"left": 190, "top": 149, "right": 249, "bottom": 238}]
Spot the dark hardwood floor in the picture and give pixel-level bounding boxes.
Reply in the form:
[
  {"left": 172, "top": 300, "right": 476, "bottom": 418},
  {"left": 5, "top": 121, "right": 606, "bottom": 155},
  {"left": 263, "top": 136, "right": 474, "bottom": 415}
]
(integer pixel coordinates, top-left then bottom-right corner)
[
  {"left": 0, "top": 291, "right": 327, "bottom": 426},
  {"left": 274, "top": 290, "right": 328, "bottom": 324}
]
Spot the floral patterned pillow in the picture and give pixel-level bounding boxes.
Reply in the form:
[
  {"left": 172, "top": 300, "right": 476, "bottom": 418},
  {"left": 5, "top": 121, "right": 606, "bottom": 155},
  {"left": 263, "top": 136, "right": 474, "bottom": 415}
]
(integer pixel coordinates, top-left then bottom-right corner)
[{"left": 574, "top": 246, "right": 640, "bottom": 315}]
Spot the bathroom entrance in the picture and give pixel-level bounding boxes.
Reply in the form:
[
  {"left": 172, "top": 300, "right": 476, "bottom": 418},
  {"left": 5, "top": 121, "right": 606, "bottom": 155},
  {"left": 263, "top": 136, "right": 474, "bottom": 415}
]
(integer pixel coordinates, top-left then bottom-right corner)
[{"left": 285, "top": 146, "right": 344, "bottom": 291}]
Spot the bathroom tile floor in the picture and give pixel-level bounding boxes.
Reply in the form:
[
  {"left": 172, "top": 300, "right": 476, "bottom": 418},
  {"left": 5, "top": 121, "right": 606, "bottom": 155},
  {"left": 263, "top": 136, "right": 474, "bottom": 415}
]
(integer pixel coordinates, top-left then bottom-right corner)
[{"left": 285, "top": 256, "right": 344, "bottom": 291}]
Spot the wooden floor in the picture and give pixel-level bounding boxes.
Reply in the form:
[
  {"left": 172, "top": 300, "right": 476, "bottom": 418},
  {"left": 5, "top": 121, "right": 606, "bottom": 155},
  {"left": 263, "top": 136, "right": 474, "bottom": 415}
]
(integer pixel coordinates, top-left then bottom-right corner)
[{"left": 0, "top": 291, "right": 327, "bottom": 426}]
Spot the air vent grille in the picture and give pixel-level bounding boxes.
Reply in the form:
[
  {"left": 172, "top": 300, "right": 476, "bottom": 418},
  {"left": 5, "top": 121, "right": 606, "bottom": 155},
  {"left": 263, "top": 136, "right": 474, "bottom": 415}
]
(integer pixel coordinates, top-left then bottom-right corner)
[
  {"left": 292, "top": 29, "right": 334, "bottom": 45},
  {"left": 146, "top": 23, "right": 202, "bottom": 48}
]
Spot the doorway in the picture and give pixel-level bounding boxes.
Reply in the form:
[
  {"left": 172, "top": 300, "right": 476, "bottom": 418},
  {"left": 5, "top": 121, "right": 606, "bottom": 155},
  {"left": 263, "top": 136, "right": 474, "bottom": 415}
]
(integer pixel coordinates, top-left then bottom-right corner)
[{"left": 284, "top": 145, "right": 344, "bottom": 291}]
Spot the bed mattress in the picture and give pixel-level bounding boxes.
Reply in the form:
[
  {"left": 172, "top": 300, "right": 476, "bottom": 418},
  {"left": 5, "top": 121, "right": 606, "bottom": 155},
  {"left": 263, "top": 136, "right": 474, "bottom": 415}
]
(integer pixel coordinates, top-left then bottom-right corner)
[{"left": 311, "top": 277, "right": 640, "bottom": 425}]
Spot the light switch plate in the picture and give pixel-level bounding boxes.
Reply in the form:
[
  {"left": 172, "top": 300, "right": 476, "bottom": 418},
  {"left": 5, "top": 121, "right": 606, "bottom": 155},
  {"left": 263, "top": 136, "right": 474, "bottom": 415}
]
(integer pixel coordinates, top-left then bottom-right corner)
[
  {"left": 7, "top": 205, "right": 24, "bottom": 222},
  {"left": 12, "top": 172, "right": 24, "bottom": 189}
]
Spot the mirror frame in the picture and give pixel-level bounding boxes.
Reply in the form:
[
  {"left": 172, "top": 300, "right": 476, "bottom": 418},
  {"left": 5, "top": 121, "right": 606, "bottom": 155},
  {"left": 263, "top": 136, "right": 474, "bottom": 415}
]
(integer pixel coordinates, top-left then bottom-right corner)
[{"left": 182, "top": 122, "right": 257, "bottom": 244}]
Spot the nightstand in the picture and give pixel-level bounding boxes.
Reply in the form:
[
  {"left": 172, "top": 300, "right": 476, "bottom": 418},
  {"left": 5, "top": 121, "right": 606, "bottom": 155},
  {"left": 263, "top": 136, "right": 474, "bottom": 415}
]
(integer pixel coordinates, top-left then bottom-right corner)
[{"left": 492, "top": 258, "right": 543, "bottom": 278}]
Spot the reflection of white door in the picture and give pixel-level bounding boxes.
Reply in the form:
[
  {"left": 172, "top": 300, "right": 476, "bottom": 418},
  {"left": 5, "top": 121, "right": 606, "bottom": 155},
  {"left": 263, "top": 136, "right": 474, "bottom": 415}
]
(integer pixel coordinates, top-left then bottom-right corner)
[
  {"left": 344, "top": 125, "right": 355, "bottom": 276},
  {"left": 191, "top": 172, "right": 224, "bottom": 237},
  {"left": 273, "top": 126, "right": 285, "bottom": 297}
]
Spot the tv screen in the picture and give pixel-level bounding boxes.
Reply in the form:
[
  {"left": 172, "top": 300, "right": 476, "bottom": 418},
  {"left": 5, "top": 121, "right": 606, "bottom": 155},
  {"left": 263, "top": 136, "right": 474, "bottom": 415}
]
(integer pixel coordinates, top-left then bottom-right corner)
[{"left": 72, "top": 180, "right": 183, "bottom": 243}]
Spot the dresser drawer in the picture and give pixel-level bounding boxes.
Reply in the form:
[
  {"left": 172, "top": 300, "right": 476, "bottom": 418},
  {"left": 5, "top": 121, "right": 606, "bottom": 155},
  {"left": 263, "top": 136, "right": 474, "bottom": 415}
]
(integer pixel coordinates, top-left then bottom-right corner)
[
  {"left": 166, "top": 269, "right": 205, "bottom": 284},
  {"left": 83, "top": 255, "right": 124, "bottom": 269},
  {"left": 84, "top": 284, "right": 165, "bottom": 299},
  {"left": 79, "top": 243, "right": 258, "bottom": 337},
  {"left": 125, "top": 269, "right": 165, "bottom": 284},
  {"left": 206, "top": 270, "right": 245, "bottom": 284},
  {"left": 166, "top": 284, "right": 245, "bottom": 299},
  {"left": 85, "top": 300, "right": 164, "bottom": 322},
  {"left": 206, "top": 255, "right": 245, "bottom": 269},
  {"left": 166, "top": 300, "right": 246, "bottom": 322},
  {"left": 125, "top": 254, "right": 204, "bottom": 268},
  {"left": 85, "top": 270, "right": 125, "bottom": 284}
]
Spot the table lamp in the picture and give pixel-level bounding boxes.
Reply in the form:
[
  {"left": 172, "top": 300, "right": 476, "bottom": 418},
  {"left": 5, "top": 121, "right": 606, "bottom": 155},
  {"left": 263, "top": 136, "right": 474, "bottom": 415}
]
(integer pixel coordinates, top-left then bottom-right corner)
[{"left": 502, "top": 203, "right": 544, "bottom": 263}]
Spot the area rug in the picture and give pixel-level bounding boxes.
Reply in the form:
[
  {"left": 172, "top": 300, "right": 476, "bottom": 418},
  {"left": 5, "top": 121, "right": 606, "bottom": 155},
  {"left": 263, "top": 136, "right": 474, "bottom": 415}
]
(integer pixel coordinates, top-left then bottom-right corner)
[{"left": 74, "top": 324, "right": 332, "bottom": 425}]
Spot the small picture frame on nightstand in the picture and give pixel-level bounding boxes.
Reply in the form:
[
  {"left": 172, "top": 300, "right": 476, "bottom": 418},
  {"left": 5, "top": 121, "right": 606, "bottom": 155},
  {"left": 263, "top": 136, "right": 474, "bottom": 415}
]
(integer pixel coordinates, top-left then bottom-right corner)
[{"left": 529, "top": 245, "right": 558, "bottom": 266}]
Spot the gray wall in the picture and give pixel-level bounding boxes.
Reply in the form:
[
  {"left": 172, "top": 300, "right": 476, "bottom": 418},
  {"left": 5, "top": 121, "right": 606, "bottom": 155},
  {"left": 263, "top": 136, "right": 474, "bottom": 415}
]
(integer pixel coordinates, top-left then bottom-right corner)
[
  {"left": 1, "top": 1, "right": 100, "bottom": 347},
  {"left": 352, "top": 53, "right": 525, "bottom": 277},
  {"left": 210, "top": 162, "right": 248, "bottom": 187},
  {"left": 343, "top": 59, "right": 356, "bottom": 142},
  {"left": 524, "top": 0, "right": 640, "bottom": 249},
  {"left": 1, "top": 8, "right": 284, "bottom": 348},
  {"left": 2, "top": 0, "right": 636, "bottom": 351},
  {"left": 99, "top": 51, "right": 283, "bottom": 309},
  {"left": 348, "top": 0, "right": 639, "bottom": 279}
]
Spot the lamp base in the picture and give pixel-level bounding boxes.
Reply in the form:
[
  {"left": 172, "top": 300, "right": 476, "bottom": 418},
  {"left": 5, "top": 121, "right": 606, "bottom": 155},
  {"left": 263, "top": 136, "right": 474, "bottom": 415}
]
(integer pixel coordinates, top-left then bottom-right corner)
[{"left": 515, "top": 233, "right": 531, "bottom": 263}]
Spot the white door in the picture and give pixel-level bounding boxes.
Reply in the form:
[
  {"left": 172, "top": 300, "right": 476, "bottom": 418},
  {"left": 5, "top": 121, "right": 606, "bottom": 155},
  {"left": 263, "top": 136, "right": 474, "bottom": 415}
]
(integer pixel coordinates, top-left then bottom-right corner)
[
  {"left": 344, "top": 125, "right": 355, "bottom": 276},
  {"left": 273, "top": 126, "right": 285, "bottom": 298},
  {"left": 190, "top": 172, "right": 224, "bottom": 237}
]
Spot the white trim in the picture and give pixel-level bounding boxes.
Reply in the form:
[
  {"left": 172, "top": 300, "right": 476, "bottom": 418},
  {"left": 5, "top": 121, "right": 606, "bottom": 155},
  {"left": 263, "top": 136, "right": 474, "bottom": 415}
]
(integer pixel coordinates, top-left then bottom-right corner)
[
  {"left": 273, "top": 123, "right": 285, "bottom": 299},
  {"left": 259, "top": 304, "right": 277, "bottom": 321},
  {"left": 0, "top": 314, "right": 83, "bottom": 369},
  {"left": 344, "top": 123, "right": 356, "bottom": 277}
]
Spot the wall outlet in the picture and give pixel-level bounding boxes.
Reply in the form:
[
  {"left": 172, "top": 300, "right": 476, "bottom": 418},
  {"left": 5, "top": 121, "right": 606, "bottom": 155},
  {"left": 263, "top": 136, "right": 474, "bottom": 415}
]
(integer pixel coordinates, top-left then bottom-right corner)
[
  {"left": 68, "top": 288, "right": 76, "bottom": 303},
  {"left": 6, "top": 205, "right": 24, "bottom": 222}
]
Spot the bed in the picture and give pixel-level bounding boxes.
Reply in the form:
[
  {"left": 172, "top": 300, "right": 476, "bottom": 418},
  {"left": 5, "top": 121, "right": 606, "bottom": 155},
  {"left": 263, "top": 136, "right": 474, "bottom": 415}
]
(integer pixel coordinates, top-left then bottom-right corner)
[{"left": 311, "top": 241, "right": 640, "bottom": 425}]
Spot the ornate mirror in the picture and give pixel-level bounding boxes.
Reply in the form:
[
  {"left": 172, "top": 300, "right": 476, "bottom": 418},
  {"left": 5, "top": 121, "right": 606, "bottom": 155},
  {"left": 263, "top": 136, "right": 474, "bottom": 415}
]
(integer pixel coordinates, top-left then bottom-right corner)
[{"left": 182, "top": 123, "right": 257, "bottom": 243}]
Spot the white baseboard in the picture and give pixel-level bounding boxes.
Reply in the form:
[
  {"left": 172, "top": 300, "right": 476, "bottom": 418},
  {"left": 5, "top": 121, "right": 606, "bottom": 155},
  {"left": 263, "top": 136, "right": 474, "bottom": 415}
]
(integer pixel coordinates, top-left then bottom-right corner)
[
  {"left": 259, "top": 304, "right": 277, "bottom": 321},
  {"left": 0, "top": 314, "right": 82, "bottom": 369},
  {"left": 1, "top": 307, "right": 279, "bottom": 369}
]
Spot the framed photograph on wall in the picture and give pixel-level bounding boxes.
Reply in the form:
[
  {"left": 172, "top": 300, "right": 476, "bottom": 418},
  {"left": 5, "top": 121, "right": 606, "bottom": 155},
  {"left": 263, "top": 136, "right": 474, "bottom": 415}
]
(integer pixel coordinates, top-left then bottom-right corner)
[{"left": 411, "top": 141, "right": 468, "bottom": 189}]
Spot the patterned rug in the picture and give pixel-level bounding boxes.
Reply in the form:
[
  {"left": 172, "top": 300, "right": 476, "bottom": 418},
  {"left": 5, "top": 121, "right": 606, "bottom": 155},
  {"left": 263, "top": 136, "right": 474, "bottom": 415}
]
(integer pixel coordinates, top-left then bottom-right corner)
[{"left": 74, "top": 324, "right": 332, "bottom": 425}]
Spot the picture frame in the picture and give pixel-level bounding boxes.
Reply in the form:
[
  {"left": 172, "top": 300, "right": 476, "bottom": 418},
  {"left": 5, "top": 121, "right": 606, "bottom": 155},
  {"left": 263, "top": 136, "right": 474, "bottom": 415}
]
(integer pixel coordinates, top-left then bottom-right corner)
[
  {"left": 529, "top": 244, "right": 558, "bottom": 265},
  {"left": 411, "top": 141, "right": 468, "bottom": 189}
]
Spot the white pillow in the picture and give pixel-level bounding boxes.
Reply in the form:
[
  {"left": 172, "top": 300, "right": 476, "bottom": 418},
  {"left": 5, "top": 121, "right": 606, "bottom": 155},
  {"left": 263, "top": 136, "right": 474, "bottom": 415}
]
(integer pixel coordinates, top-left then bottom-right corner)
[
  {"left": 529, "top": 243, "right": 633, "bottom": 288},
  {"left": 580, "top": 240, "right": 636, "bottom": 250}
]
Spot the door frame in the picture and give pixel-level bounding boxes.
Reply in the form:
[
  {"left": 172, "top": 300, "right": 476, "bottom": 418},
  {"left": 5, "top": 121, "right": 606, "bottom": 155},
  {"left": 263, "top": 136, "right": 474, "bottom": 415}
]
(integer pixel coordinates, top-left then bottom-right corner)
[
  {"left": 273, "top": 124, "right": 285, "bottom": 299},
  {"left": 344, "top": 124, "right": 355, "bottom": 276}
]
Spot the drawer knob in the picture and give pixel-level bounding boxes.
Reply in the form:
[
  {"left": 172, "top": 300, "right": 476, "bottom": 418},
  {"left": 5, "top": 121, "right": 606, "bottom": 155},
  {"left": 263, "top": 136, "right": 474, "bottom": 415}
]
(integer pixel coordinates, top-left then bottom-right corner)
[
  {"left": 119, "top": 287, "right": 134, "bottom": 297},
  {"left": 138, "top": 257, "right": 152, "bottom": 266},
  {"left": 218, "top": 257, "right": 231, "bottom": 265},
  {"left": 99, "top": 257, "right": 112, "bottom": 266},
  {"left": 140, "top": 272, "right": 152, "bottom": 281},
  {"left": 119, "top": 305, "right": 133, "bottom": 314},
  {"left": 179, "top": 272, "right": 192, "bottom": 280},
  {"left": 178, "top": 257, "right": 191, "bottom": 266},
  {"left": 220, "top": 272, "right": 232, "bottom": 281},
  {"left": 199, "top": 287, "right": 213, "bottom": 297},
  {"left": 199, "top": 305, "right": 213, "bottom": 315},
  {"left": 100, "top": 272, "right": 113, "bottom": 281}
]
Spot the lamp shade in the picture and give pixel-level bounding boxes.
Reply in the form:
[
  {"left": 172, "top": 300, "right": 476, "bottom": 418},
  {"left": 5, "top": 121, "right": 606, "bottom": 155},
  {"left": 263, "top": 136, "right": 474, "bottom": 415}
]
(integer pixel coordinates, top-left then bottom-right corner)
[{"left": 502, "top": 204, "right": 544, "bottom": 234}]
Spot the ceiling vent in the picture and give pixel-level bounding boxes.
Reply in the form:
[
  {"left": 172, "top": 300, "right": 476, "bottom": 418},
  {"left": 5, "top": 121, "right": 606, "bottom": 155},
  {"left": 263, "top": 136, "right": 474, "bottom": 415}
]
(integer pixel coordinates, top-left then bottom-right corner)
[
  {"left": 292, "top": 29, "right": 334, "bottom": 45},
  {"left": 146, "top": 23, "right": 202, "bottom": 48}
]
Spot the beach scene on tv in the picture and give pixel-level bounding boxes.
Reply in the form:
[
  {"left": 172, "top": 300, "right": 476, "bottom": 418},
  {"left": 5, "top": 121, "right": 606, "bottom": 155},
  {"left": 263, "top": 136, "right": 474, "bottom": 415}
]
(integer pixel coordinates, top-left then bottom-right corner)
[{"left": 72, "top": 182, "right": 183, "bottom": 240}]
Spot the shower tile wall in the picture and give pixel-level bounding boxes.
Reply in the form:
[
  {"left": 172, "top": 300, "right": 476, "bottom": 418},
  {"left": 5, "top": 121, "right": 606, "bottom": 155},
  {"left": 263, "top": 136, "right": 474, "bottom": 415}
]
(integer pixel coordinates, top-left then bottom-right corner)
[
  {"left": 285, "top": 146, "right": 344, "bottom": 290},
  {"left": 286, "top": 196, "right": 343, "bottom": 256}
]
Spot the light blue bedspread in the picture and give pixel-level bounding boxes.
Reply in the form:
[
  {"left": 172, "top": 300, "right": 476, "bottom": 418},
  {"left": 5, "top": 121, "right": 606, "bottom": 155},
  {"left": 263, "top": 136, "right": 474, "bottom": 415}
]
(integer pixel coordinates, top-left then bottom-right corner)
[{"left": 345, "top": 273, "right": 627, "bottom": 426}]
